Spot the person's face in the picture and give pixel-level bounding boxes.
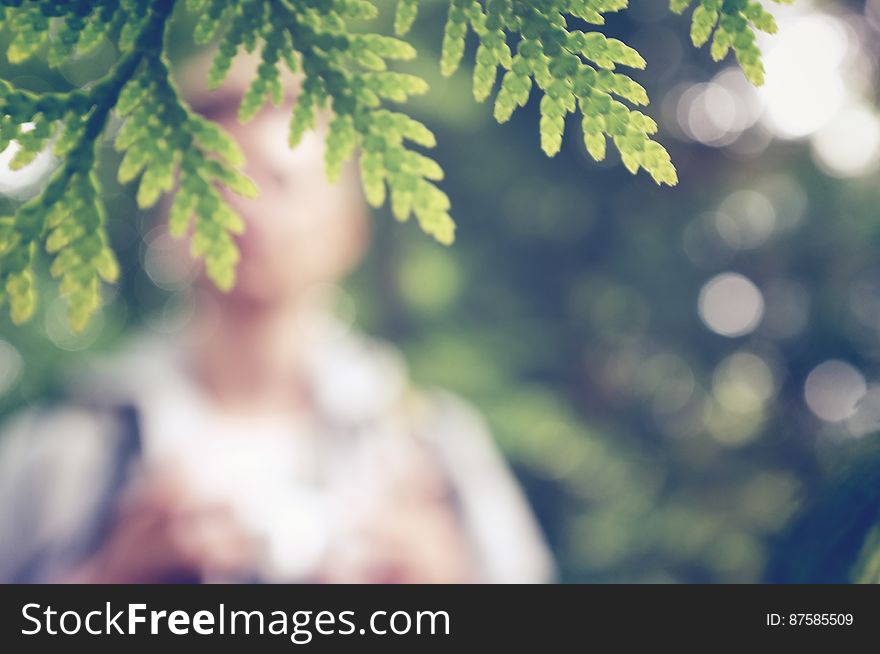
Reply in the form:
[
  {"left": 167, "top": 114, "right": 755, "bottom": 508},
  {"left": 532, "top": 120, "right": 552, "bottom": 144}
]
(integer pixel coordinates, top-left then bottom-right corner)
[{"left": 205, "top": 106, "right": 368, "bottom": 305}]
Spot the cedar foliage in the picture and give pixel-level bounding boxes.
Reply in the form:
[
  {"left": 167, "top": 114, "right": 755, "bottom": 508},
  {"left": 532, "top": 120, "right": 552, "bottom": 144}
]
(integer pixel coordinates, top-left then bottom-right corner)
[{"left": 0, "top": 0, "right": 794, "bottom": 329}]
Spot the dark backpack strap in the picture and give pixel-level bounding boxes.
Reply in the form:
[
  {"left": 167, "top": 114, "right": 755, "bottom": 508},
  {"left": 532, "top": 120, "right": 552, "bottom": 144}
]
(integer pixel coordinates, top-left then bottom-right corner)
[
  {"left": 73, "top": 402, "right": 144, "bottom": 566},
  {"left": 7, "top": 402, "right": 143, "bottom": 582}
]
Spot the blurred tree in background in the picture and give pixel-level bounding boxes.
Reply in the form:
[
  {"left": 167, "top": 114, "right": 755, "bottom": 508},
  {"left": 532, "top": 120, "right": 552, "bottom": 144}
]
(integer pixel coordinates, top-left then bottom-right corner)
[
  {"left": 354, "top": 0, "right": 880, "bottom": 582},
  {"left": 3, "top": 0, "right": 880, "bottom": 582}
]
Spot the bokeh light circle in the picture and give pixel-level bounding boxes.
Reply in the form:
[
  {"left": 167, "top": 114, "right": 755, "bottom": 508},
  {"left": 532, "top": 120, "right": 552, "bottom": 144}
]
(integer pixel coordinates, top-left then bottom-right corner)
[{"left": 698, "top": 273, "right": 765, "bottom": 338}]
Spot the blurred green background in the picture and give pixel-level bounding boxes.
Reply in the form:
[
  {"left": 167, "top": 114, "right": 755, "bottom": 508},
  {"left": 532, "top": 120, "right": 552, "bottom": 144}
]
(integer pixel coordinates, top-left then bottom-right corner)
[{"left": 3, "top": 0, "right": 880, "bottom": 582}]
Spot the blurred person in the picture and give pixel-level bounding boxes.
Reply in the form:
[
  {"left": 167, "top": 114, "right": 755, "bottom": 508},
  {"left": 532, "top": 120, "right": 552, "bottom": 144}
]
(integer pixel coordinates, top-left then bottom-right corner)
[{"left": 0, "top": 53, "right": 554, "bottom": 584}]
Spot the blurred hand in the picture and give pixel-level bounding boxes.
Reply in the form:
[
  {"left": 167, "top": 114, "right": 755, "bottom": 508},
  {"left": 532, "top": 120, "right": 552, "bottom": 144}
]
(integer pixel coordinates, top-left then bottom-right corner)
[
  {"left": 318, "top": 457, "right": 476, "bottom": 584},
  {"left": 63, "top": 469, "right": 257, "bottom": 584}
]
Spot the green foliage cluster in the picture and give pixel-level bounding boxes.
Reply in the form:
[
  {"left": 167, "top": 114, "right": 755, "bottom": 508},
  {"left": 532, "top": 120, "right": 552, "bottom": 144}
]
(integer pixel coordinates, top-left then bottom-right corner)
[
  {"left": 0, "top": 0, "right": 793, "bottom": 330},
  {"left": 672, "top": 0, "right": 794, "bottom": 85},
  {"left": 435, "top": 0, "right": 676, "bottom": 182}
]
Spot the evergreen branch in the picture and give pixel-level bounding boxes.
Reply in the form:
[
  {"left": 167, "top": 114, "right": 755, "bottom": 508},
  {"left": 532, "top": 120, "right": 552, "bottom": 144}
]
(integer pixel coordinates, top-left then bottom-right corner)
[
  {"left": 0, "top": 0, "right": 256, "bottom": 329},
  {"left": 439, "top": 0, "right": 677, "bottom": 184},
  {"left": 1, "top": 0, "right": 177, "bottom": 329},
  {"left": 672, "top": 0, "right": 796, "bottom": 85},
  {"left": 0, "top": 0, "right": 799, "bottom": 331}
]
